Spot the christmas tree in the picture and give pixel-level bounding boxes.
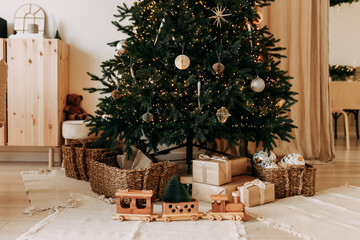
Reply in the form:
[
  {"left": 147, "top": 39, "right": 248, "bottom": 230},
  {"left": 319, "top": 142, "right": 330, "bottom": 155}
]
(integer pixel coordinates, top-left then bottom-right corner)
[{"left": 85, "top": 0, "right": 297, "bottom": 162}]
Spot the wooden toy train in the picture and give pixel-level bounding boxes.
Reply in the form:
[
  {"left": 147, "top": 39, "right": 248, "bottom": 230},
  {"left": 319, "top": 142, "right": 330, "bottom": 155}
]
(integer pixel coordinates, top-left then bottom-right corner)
[{"left": 112, "top": 189, "right": 248, "bottom": 222}]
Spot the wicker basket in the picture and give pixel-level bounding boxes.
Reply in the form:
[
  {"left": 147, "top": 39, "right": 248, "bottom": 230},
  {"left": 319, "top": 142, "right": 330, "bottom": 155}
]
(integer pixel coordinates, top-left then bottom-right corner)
[
  {"left": 62, "top": 139, "right": 119, "bottom": 181},
  {"left": 252, "top": 163, "right": 316, "bottom": 198},
  {"left": 88, "top": 152, "right": 178, "bottom": 200}
]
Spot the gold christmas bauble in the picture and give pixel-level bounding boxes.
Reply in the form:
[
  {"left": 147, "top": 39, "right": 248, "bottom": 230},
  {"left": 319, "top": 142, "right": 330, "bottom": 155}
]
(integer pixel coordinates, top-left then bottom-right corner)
[
  {"left": 175, "top": 54, "right": 190, "bottom": 70},
  {"left": 253, "top": 11, "right": 263, "bottom": 25},
  {"left": 142, "top": 112, "right": 154, "bottom": 123},
  {"left": 213, "top": 62, "right": 225, "bottom": 74},
  {"left": 216, "top": 107, "right": 231, "bottom": 123},
  {"left": 111, "top": 90, "right": 122, "bottom": 100},
  {"left": 251, "top": 77, "right": 265, "bottom": 93},
  {"left": 116, "top": 41, "right": 127, "bottom": 54}
]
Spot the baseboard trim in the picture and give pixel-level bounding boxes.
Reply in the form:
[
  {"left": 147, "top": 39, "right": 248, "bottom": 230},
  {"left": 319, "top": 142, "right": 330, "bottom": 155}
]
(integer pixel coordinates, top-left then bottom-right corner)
[{"left": 0, "top": 150, "right": 60, "bottom": 162}]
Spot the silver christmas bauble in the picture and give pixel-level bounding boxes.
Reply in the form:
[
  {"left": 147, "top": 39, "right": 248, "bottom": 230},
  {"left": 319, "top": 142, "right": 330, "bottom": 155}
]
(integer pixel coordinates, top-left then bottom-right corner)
[
  {"left": 279, "top": 153, "right": 305, "bottom": 167},
  {"left": 116, "top": 41, "right": 127, "bottom": 54},
  {"left": 253, "top": 150, "right": 277, "bottom": 167},
  {"left": 142, "top": 112, "right": 154, "bottom": 123},
  {"left": 251, "top": 77, "right": 265, "bottom": 93},
  {"left": 175, "top": 54, "right": 190, "bottom": 70}
]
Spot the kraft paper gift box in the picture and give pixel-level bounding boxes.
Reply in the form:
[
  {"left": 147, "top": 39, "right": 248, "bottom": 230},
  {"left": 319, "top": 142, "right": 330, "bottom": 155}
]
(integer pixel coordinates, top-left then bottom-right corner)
[
  {"left": 237, "top": 179, "right": 275, "bottom": 207},
  {"left": 192, "top": 175, "right": 257, "bottom": 203},
  {"left": 229, "top": 157, "right": 249, "bottom": 176},
  {"left": 193, "top": 155, "right": 232, "bottom": 186}
]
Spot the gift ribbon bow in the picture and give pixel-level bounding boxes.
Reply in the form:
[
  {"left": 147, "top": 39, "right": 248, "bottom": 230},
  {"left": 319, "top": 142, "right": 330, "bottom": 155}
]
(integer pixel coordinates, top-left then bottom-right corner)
[
  {"left": 240, "top": 179, "right": 266, "bottom": 205},
  {"left": 198, "top": 154, "right": 230, "bottom": 183}
]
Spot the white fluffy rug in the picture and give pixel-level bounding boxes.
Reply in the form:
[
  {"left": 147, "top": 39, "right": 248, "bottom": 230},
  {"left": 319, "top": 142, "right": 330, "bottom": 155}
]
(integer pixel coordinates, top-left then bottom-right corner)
[
  {"left": 247, "top": 185, "right": 360, "bottom": 240},
  {"left": 20, "top": 169, "right": 360, "bottom": 240},
  {"left": 17, "top": 194, "right": 247, "bottom": 240},
  {"left": 21, "top": 168, "right": 114, "bottom": 215}
]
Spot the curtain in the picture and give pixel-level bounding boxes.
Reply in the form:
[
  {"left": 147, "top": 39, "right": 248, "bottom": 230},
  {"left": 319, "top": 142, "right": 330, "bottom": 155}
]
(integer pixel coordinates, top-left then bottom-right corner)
[{"left": 217, "top": 0, "right": 335, "bottom": 163}]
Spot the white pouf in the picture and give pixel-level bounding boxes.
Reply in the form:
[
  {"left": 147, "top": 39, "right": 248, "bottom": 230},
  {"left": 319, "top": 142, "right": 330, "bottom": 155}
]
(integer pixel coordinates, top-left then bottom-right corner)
[{"left": 62, "top": 120, "right": 91, "bottom": 140}]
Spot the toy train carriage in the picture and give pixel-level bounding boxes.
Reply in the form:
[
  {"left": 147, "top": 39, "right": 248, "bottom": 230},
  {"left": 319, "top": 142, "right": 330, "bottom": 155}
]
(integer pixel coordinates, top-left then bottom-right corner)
[
  {"left": 158, "top": 199, "right": 204, "bottom": 222},
  {"left": 112, "top": 189, "right": 160, "bottom": 222},
  {"left": 205, "top": 191, "right": 249, "bottom": 221}
]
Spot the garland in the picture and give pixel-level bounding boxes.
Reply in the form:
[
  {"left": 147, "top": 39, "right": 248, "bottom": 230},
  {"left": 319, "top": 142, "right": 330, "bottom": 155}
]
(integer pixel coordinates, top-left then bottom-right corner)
[
  {"left": 329, "top": 65, "right": 356, "bottom": 81},
  {"left": 330, "top": 0, "right": 360, "bottom": 7}
]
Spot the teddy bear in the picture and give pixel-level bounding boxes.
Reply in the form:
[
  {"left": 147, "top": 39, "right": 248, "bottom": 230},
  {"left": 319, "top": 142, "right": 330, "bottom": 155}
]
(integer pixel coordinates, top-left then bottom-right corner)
[{"left": 64, "top": 94, "right": 87, "bottom": 120}]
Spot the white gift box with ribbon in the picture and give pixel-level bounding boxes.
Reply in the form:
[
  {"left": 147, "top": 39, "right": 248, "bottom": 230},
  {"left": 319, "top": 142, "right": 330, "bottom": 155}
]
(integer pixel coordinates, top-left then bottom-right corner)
[
  {"left": 192, "top": 175, "right": 257, "bottom": 203},
  {"left": 237, "top": 179, "right": 275, "bottom": 207},
  {"left": 193, "top": 154, "right": 232, "bottom": 186}
]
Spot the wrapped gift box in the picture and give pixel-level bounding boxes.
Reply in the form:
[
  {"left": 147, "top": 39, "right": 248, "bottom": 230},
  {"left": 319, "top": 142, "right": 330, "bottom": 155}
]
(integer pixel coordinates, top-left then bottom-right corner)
[
  {"left": 237, "top": 179, "right": 275, "bottom": 207},
  {"left": 193, "top": 156, "right": 232, "bottom": 186},
  {"left": 229, "top": 157, "right": 249, "bottom": 176},
  {"left": 192, "top": 175, "right": 257, "bottom": 203}
]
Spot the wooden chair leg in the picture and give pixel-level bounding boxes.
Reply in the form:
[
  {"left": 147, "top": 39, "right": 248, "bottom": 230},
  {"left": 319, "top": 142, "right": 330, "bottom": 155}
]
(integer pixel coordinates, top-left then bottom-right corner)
[
  {"left": 355, "top": 110, "right": 359, "bottom": 139},
  {"left": 332, "top": 112, "right": 342, "bottom": 139},
  {"left": 342, "top": 111, "right": 350, "bottom": 150}
]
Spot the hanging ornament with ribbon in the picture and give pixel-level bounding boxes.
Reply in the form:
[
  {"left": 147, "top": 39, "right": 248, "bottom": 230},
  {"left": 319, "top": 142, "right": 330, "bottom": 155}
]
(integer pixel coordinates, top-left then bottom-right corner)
[
  {"left": 213, "top": 50, "right": 225, "bottom": 75},
  {"left": 251, "top": 69, "right": 265, "bottom": 93},
  {"left": 251, "top": 76, "right": 265, "bottom": 93},
  {"left": 142, "top": 112, "right": 154, "bottom": 123},
  {"left": 154, "top": 18, "right": 165, "bottom": 45},
  {"left": 111, "top": 89, "right": 122, "bottom": 100},
  {"left": 216, "top": 106, "right": 231, "bottom": 123},
  {"left": 245, "top": 18, "right": 253, "bottom": 48},
  {"left": 142, "top": 102, "right": 154, "bottom": 123},
  {"left": 209, "top": 4, "right": 232, "bottom": 28},
  {"left": 116, "top": 40, "right": 127, "bottom": 55},
  {"left": 197, "top": 81, "right": 201, "bottom": 109},
  {"left": 130, "top": 57, "right": 135, "bottom": 80},
  {"left": 175, "top": 45, "right": 190, "bottom": 70}
]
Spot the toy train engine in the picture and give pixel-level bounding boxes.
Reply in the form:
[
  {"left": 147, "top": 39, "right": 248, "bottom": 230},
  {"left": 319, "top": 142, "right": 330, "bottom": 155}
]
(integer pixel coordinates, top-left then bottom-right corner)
[
  {"left": 206, "top": 191, "right": 249, "bottom": 221},
  {"left": 112, "top": 189, "right": 160, "bottom": 222}
]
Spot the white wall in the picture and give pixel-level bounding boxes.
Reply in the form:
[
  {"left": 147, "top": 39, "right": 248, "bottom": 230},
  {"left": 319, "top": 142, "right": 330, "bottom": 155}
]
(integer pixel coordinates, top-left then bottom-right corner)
[
  {"left": 0, "top": 0, "right": 135, "bottom": 115},
  {"left": 329, "top": 3, "right": 360, "bottom": 66},
  {"left": 0, "top": 0, "right": 135, "bottom": 161}
]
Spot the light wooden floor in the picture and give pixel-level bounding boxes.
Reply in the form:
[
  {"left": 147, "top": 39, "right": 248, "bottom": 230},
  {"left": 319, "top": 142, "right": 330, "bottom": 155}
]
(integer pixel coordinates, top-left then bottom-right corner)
[{"left": 0, "top": 136, "right": 360, "bottom": 240}]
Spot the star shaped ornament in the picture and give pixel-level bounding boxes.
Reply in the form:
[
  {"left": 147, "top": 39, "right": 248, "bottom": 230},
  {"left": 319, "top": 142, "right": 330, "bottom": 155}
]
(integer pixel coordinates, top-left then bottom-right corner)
[{"left": 209, "top": 5, "right": 232, "bottom": 27}]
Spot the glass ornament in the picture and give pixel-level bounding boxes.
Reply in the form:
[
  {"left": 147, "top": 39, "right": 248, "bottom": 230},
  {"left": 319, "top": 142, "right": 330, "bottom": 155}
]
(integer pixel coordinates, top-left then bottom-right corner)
[
  {"left": 213, "top": 62, "right": 225, "bottom": 74},
  {"left": 216, "top": 107, "right": 231, "bottom": 123},
  {"left": 251, "top": 76, "right": 265, "bottom": 93},
  {"left": 116, "top": 41, "right": 127, "bottom": 54},
  {"left": 175, "top": 54, "right": 190, "bottom": 70},
  {"left": 111, "top": 90, "right": 122, "bottom": 100},
  {"left": 142, "top": 112, "right": 154, "bottom": 123}
]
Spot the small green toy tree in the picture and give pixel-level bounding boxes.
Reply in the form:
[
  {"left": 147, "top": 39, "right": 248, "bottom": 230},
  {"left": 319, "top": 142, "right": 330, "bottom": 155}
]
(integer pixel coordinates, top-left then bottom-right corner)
[{"left": 162, "top": 175, "right": 192, "bottom": 203}]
